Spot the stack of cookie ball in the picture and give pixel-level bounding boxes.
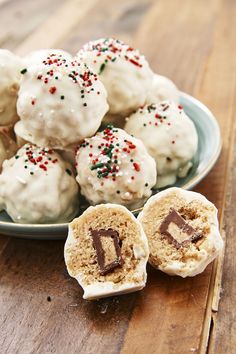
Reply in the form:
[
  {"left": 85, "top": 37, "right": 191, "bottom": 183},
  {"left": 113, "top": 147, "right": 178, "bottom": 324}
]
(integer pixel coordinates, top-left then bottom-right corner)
[{"left": 0, "top": 38, "right": 198, "bottom": 224}]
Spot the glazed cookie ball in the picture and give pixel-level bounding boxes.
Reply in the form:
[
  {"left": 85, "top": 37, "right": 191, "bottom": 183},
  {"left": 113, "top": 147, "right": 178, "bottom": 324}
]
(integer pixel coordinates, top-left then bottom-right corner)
[
  {"left": 138, "top": 188, "right": 223, "bottom": 277},
  {"left": 0, "top": 126, "right": 18, "bottom": 170},
  {"left": 0, "top": 49, "right": 23, "bottom": 126},
  {"left": 65, "top": 204, "right": 149, "bottom": 299},
  {"left": 0, "top": 143, "right": 79, "bottom": 224},
  {"left": 77, "top": 38, "right": 153, "bottom": 116},
  {"left": 125, "top": 101, "right": 198, "bottom": 188},
  {"left": 16, "top": 53, "right": 108, "bottom": 149},
  {"left": 75, "top": 126, "right": 157, "bottom": 209},
  {"left": 145, "top": 74, "right": 179, "bottom": 105}
]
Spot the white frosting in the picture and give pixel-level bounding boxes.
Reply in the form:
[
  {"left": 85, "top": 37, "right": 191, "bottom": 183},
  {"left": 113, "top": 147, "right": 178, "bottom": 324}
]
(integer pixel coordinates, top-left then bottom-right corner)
[
  {"left": 77, "top": 38, "right": 153, "bottom": 116},
  {"left": 0, "top": 49, "right": 23, "bottom": 126},
  {"left": 23, "top": 49, "right": 72, "bottom": 67},
  {"left": 145, "top": 74, "right": 179, "bottom": 105},
  {"left": 0, "top": 143, "right": 79, "bottom": 224},
  {"left": 75, "top": 127, "right": 157, "bottom": 209},
  {"left": 16, "top": 54, "right": 108, "bottom": 149},
  {"left": 0, "top": 126, "right": 18, "bottom": 170},
  {"left": 138, "top": 187, "right": 224, "bottom": 277},
  {"left": 125, "top": 101, "right": 198, "bottom": 188},
  {"left": 64, "top": 204, "right": 149, "bottom": 299}
]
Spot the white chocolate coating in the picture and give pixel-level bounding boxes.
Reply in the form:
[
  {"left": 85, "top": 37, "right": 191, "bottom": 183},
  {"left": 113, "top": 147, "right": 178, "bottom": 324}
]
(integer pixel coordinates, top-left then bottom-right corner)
[
  {"left": 77, "top": 38, "right": 153, "bottom": 116},
  {"left": 23, "top": 49, "right": 72, "bottom": 67},
  {"left": 138, "top": 188, "right": 223, "bottom": 277},
  {"left": 17, "top": 54, "right": 108, "bottom": 149},
  {"left": 125, "top": 101, "right": 198, "bottom": 188},
  {"left": 0, "top": 49, "right": 23, "bottom": 126},
  {"left": 75, "top": 127, "right": 157, "bottom": 209},
  {"left": 145, "top": 74, "right": 179, "bottom": 105},
  {"left": 65, "top": 204, "right": 149, "bottom": 300},
  {"left": 0, "top": 126, "right": 18, "bottom": 170},
  {"left": 0, "top": 144, "right": 79, "bottom": 224}
]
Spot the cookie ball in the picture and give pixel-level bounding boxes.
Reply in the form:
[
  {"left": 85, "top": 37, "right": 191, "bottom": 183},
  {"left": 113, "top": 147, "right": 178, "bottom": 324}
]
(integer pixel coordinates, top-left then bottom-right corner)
[
  {"left": 75, "top": 126, "right": 157, "bottom": 209},
  {"left": 0, "top": 49, "right": 23, "bottom": 126},
  {"left": 77, "top": 38, "right": 153, "bottom": 116},
  {"left": 125, "top": 101, "right": 198, "bottom": 188},
  {"left": 0, "top": 126, "right": 18, "bottom": 170},
  {"left": 16, "top": 54, "right": 108, "bottom": 149},
  {"left": 145, "top": 74, "right": 179, "bottom": 105},
  {"left": 0, "top": 143, "right": 79, "bottom": 224},
  {"left": 138, "top": 187, "right": 223, "bottom": 277},
  {"left": 64, "top": 204, "right": 149, "bottom": 299}
]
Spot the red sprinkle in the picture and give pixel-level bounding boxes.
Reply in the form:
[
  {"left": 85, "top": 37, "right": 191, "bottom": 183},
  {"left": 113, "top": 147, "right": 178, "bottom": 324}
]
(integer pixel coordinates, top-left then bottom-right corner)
[
  {"left": 49, "top": 86, "right": 57, "bottom": 94},
  {"left": 133, "top": 162, "right": 140, "bottom": 172},
  {"left": 178, "top": 104, "right": 183, "bottom": 109}
]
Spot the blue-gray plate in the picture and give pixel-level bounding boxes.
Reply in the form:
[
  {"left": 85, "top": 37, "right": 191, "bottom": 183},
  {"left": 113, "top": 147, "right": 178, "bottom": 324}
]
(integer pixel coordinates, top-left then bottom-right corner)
[{"left": 0, "top": 92, "right": 221, "bottom": 240}]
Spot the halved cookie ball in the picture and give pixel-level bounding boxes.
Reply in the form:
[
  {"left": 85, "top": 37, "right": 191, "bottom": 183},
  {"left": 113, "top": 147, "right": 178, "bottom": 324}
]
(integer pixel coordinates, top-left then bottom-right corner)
[
  {"left": 64, "top": 204, "right": 149, "bottom": 300},
  {"left": 0, "top": 143, "right": 79, "bottom": 223},
  {"left": 138, "top": 187, "right": 223, "bottom": 277},
  {"left": 75, "top": 126, "right": 157, "bottom": 209}
]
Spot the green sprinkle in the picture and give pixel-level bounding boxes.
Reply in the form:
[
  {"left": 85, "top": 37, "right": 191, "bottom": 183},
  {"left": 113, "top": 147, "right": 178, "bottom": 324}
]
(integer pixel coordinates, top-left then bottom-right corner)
[
  {"left": 15, "top": 155, "right": 19, "bottom": 159},
  {"left": 116, "top": 190, "right": 120, "bottom": 194},
  {"left": 30, "top": 172, "right": 34, "bottom": 175},
  {"left": 66, "top": 169, "right": 72, "bottom": 176},
  {"left": 143, "top": 123, "right": 147, "bottom": 127},
  {"left": 90, "top": 163, "right": 104, "bottom": 170},
  {"left": 145, "top": 183, "right": 148, "bottom": 187},
  {"left": 111, "top": 58, "right": 117, "bottom": 62},
  {"left": 20, "top": 68, "right": 27, "bottom": 74},
  {"left": 60, "top": 95, "right": 65, "bottom": 100},
  {"left": 99, "top": 63, "right": 106, "bottom": 74}
]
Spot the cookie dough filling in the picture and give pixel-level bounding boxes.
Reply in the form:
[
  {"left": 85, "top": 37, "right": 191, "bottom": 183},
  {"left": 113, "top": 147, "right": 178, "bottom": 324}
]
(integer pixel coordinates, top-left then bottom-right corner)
[
  {"left": 64, "top": 204, "right": 149, "bottom": 300},
  {"left": 138, "top": 187, "right": 223, "bottom": 277}
]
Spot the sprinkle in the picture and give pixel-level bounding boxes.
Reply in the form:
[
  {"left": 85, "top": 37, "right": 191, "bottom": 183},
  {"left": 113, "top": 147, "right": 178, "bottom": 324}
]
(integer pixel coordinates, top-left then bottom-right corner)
[
  {"left": 66, "top": 168, "right": 72, "bottom": 176},
  {"left": 60, "top": 95, "right": 65, "bottom": 100},
  {"left": 49, "top": 86, "right": 57, "bottom": 94},
  {"left": 20, "top": 68, "right": 27, "bottom": 74},
  {"left": 99, "top": 63, "right": 106, "bottom": 74},
  {"left": 133, "top": 162, "right": 140, "bottom": 172},
  {"left": 178, "top": 104, "right": 183, "bottom": 109},
  {"left": 90, "top": 162, "right": 104, "bottom": 170}
]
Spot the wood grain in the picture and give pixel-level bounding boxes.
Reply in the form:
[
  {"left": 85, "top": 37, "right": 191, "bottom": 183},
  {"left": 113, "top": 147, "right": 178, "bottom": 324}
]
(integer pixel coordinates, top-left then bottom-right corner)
[{"left": 0, "top": 0, "right": 235, "bottom": 353}]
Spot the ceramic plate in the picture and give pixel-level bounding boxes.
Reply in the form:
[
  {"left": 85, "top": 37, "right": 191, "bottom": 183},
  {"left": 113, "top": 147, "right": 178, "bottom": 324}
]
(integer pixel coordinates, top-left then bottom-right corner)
[{"left": 0, "top": 92, "right": 221, "bottom": 240}]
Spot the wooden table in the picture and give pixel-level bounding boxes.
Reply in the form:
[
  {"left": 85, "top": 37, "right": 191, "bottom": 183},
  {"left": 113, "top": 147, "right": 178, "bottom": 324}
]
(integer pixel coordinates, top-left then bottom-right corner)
[{"left": 0, "top": 0, "right": 235, "bottom": 353}]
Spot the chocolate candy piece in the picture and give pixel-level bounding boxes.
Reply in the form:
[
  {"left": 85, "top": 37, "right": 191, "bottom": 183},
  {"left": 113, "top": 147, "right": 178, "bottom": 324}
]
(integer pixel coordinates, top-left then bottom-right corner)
[
  {"left": 159, "top": 209, "right": 203, "bottom": 249},
  {"left": 90, "top": 228, "right": 123, "bottom": 275}
]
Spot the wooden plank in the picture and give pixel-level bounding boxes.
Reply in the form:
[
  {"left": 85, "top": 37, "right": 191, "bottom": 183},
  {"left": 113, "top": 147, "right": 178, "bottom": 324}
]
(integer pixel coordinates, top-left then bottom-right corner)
[
  {"left": 15, "top": 0, "right": 99, "bottom": 56},
  {"left": 0, "top": 0, "right": 65, "bottom": 50}
]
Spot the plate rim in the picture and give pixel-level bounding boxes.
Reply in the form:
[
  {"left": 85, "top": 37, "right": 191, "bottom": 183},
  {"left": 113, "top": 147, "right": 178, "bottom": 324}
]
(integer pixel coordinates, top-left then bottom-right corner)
[{"left": 0, "top": 92, "right": 222, "bottom": 232}]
